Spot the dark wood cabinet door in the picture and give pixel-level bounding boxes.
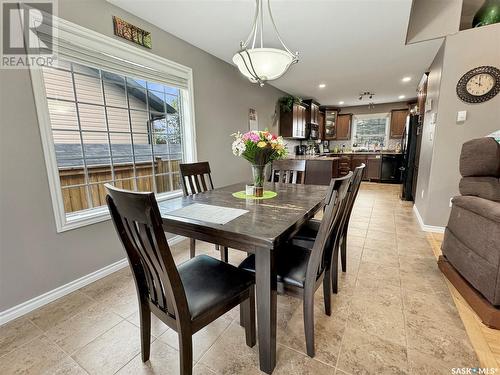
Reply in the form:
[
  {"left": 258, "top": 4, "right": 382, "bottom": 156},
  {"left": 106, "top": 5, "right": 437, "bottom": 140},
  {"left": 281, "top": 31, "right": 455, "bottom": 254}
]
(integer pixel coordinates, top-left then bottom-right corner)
[
  {"left": 311, "top": 103, "right": 319, "bottom": 124},
  {"left": 279, "top": 104, "right": 306, "bottom": 139},
  {"left": 303, "top": 99, "right": 319, "bottom": 125},
  {"left": 292, "top": 104, "right": 298, "bottom": 137},
  {"left": 324, "top": 109, "right": 338, "bottom": 140},
  {"left": 366, "top": 155, "right": 382, "bottom": 180},
  {"left": 279, "top": 108, "right": 292, "bottom": 138},
  {"left": 298, "top": 105, "right": 306, "bottom": 138},
  {"left": 318, "top": 111, "right": 325, "bottom": 140},
  {"left": 338, "top": 155, "right": 352, "bottom": 176},
  {"left": 390, "top": 109, "right": 408, "bottom": 139},
  {"left": 336, "top": 114, "right": 352, "bottom": 140}
]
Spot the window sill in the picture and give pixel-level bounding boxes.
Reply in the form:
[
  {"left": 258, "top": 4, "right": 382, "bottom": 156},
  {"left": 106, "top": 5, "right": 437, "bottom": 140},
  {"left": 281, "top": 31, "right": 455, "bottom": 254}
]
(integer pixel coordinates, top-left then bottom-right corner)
[{"left": 57, "top": 190, "right": 184, "bottom": 233}]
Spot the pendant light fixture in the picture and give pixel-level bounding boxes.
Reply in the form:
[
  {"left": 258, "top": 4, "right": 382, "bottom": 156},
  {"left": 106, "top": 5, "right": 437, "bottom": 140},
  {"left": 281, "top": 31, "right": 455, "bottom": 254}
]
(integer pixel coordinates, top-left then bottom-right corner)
[{"left": 233, "top": 0, "right": 299, "bottom": 86}]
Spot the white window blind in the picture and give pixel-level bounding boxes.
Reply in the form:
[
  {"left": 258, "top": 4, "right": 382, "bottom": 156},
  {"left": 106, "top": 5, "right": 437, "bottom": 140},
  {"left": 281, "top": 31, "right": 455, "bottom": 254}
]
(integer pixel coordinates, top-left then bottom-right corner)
[
  {"left": 352, "top": 114, "right": 390, "bottom": 148},
  {"left": 35, "top": 13, "right": 190, "bottom": 90}
]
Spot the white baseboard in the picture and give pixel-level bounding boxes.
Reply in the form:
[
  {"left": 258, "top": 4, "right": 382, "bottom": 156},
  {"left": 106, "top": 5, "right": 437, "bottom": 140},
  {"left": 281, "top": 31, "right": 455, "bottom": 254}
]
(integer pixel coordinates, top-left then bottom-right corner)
[
  {"left": 412, "top": 205, "right": 446, "bottom": 233},
  {"left": 0, "top": 235, "right": 185, "bottom": 326}
]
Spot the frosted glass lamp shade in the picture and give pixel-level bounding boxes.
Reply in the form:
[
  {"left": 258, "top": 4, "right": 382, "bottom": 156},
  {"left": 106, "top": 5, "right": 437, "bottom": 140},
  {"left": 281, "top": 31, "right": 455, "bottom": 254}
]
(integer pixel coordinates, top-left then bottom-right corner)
[{"left": 232, "top": 48, "right": 295, "bottom": 83}]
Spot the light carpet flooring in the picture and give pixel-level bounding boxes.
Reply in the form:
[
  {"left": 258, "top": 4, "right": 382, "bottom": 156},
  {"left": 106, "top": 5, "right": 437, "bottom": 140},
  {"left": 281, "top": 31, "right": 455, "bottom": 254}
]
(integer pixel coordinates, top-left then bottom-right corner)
[{"left": 0, "top": 183, "right": 482, "bottom": 374}]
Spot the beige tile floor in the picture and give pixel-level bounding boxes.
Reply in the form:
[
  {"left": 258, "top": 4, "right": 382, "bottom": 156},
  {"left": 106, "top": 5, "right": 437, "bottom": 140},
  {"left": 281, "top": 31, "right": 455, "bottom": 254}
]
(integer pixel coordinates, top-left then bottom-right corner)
[{"left": 0, "top": 183, "right": 480, "bottom": 375}]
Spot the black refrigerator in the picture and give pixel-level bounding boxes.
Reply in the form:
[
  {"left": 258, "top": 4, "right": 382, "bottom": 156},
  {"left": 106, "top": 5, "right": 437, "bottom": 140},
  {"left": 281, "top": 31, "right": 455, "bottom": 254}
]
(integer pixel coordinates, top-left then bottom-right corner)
[{"left": 400, "top": 114, "right": 419, "bottom": 201}]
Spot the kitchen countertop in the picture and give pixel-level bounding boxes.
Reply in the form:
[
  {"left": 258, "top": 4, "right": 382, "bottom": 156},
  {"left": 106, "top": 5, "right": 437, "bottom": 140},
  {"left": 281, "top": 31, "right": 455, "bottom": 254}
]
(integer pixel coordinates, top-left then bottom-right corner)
[
  {"left": 287, "top": 155, "right": 340, "bottom": 160},
  {"left": 288, "top": 151, "right": 402, "bottom": 160},
  {"left": 324, "top": 151, "right": 402, "bottom": 155}
]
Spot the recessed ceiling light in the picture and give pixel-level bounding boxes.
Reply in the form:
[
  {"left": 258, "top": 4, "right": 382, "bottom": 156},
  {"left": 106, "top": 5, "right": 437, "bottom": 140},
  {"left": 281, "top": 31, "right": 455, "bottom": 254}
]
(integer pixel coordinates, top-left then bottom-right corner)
[
  {"left": 339, "top": 101, "right": 344, "bottom": 105},
  {"left": 318, "top": 83, "right": 326, "bottom": 88},
  {"left": 398, "top": 95, "right": 406, "bottom": 99},
  {"left": 402, "top": 77, "right": 412, "bottom": 82}
]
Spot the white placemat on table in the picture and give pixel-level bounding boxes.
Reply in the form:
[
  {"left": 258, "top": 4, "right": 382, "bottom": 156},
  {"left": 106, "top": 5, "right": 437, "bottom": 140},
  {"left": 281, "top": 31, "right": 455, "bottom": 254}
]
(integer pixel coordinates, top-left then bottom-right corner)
[{"left": 166, "top": 203, "right": 248, "bottom": 225}]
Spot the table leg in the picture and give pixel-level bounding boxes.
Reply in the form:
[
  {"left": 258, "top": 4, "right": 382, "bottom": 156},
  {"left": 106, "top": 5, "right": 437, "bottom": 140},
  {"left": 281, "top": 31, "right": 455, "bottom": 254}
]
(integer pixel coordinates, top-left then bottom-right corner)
[{"left": 255, "top": 248, "right": 277, "bottom": 374}]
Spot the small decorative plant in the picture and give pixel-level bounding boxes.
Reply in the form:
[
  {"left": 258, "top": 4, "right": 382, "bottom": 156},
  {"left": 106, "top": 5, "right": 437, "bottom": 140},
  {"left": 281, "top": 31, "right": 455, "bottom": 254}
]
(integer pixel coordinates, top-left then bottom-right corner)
[{"left": 232, "top": 130, "right": 287, "bottom": 196}]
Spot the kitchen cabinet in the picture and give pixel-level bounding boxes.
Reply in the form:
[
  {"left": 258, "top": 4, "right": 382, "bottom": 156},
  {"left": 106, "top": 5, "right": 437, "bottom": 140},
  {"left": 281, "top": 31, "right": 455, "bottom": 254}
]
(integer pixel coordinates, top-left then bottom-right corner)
[
  {"left": 303, "top": 99, "right": 320, "bottom": 125},
  {"left": 350, "top": 154, "right": 382, "bottom": 181},
  {"left": 336, "top": 113, "right": 352, "bottom": 140},
  {"left": 366, "top": 155, "right": 382, "bottom": 180},
  {"left": 280, "top": 103, "right": 306, "bottom": 139},
  {"left": 294, "top": 152, "right": 398, "bottom": 184},
  {"left": 338, "top": 155, "right": 351, "bottom": 176},
  {"left": 318, "top": 110, "right": 325, "bottom": 140},
  {"left": 323, "top": 108, "right": 338, "bottom": 140},
  {"left": 390, "top": 109, "right": 408, "bottom": 139}
]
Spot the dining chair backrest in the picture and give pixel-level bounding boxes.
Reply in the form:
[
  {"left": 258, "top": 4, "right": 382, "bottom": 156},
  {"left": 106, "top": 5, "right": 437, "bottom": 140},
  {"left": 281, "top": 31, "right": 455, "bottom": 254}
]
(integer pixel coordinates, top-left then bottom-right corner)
[
  {"left": 105, "top": 184, "right": 189, "bottom": 325},
  {"left": 304, "top": 172, "right": 353, "bottom": 290},
  {"left": 323, "top": 172, "right": 353, "bottom": 265},
  {"left": 271, "top": 159, "right": 306, "bottom": 184},
  {"left": 179, "top": 162, "right": 214, "bottom": 196},
  {"left": 328, "top": 172, "right": 353, "bottom": 205},
  {"left": 341, "top": 164, "right": 365, "bottom": 230}
]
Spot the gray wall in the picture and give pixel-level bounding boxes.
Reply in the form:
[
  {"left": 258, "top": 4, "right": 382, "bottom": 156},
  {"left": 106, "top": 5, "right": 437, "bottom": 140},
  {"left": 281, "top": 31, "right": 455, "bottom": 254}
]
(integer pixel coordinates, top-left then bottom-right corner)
[
  {"left": 414, "top": 23, "right": 500, "bottom": 227},
  {"left": 414, "top": 41, "right": 445, "bottom": 222},
  {"left": 406, "top": 0, "right": 462, "bottom": 44},
  {"left": 0, "top": 0, "right": 285, "bottom": 311}
]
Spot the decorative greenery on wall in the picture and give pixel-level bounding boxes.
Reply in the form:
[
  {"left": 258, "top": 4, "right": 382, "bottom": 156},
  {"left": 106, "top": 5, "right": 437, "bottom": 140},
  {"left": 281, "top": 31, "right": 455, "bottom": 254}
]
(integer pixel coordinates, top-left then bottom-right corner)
[{"left": 278, "top": 95, "right": 302, "bottom": 112}]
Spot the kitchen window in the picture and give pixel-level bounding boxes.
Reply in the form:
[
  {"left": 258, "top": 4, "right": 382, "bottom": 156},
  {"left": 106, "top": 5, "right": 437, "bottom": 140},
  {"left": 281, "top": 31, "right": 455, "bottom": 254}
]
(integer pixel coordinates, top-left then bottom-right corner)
[
  {"left": 352, "top": 113, "right": 390, "bottom": 148},
  {"left": 31, "top": 17, "right": 196, "bottom": 232}
]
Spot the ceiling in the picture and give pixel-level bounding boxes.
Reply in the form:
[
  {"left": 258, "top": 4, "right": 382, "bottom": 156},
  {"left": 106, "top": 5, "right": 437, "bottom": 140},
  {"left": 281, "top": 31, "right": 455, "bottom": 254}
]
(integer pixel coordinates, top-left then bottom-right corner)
[{"left": 108, "top": 0, "right": 443, "bottom": 107}]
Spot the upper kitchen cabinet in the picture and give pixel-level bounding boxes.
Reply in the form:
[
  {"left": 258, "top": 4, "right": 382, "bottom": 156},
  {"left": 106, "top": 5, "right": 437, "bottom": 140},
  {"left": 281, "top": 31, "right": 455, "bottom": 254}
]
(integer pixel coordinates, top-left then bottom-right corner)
[
  {"left": 323, "top": 108, "right": 338, "bottom": 140},
  {"left": 318, "top": 110, "right": 325, "bottom": 139},
  {"left": 303, "top": 99, "right": 320, "bottom": 124},
  {"left": 280, "top": 102, "right": 306, "bottom": 139},
  {"left": 336, "top": 113, "right": 352, "bottom": 140},
  {"left": 390, "top": 109, "right": 408, "bottom": 138}
]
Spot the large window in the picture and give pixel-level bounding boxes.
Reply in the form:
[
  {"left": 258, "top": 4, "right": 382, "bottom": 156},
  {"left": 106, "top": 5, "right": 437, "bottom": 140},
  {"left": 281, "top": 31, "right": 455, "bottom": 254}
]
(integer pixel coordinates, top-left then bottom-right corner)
[
  {"left": 31, "top": 17, "right": 196, "bottom": 232},
  {"left": 352, "top": 114, "right": 390, "bottom": 148},
  {"left": 42, "top": 59, "right": 184, "bottom": 215}
]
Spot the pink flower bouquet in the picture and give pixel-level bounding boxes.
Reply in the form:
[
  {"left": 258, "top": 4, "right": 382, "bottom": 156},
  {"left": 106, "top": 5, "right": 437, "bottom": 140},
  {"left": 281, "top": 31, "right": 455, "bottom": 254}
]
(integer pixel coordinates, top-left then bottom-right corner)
[
  {"left": 231, "top": 130, "right": 287, "bottom": 165},
  {"left": 231, "top": 130, "right": 287, "bottom": 196}
]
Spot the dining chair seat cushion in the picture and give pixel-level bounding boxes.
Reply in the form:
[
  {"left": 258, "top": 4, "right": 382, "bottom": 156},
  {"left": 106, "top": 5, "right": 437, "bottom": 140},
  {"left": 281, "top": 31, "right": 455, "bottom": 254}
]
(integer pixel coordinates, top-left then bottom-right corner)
[
  {"left": 239, "top": 245, "right": 311, "bottom": 288},
  {"left": 178, "top": 255, "right": 255, "bottom": 319}
]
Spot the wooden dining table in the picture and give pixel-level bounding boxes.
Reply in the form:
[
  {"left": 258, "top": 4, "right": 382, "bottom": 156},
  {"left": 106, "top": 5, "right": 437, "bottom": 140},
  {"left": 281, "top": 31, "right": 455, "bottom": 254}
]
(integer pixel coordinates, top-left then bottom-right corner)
[{"left": 158, "top": 182, "right": 328, "bottom": 374}]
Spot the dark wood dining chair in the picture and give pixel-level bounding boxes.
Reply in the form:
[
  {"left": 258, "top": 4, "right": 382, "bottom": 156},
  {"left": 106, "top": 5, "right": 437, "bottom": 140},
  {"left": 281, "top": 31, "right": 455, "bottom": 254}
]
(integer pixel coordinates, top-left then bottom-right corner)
[
  {"left": 270, "top": 159, "right": 306, "bottom": 184},
  {"left": 238, "top": 175, "right": 351, "bottom": 357},
  {"left": 338, "top": 164, "right": 365, "bottom": 273},
  {"left": 292, "top": 166, "right": 364, "bottom": 293},
  {"left": 105, "top": 184, "right": 256, "bottom": 375},
  {"left": 179, "top": 162, "right": 229, "bottom": 262}
]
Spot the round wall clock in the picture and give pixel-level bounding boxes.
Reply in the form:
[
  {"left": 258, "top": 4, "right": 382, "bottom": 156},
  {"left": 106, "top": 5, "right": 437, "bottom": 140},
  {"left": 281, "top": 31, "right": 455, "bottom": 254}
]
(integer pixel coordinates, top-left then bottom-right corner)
[{"left": 456, "top": 66, "right": 500, "bottom": 103}]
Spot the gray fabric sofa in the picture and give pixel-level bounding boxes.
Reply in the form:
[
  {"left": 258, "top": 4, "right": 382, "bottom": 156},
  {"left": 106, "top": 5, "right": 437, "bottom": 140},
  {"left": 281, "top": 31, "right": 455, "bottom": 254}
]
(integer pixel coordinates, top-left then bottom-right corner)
[{"left": 441, "top": 137, "right": 500, "bottom": 306}]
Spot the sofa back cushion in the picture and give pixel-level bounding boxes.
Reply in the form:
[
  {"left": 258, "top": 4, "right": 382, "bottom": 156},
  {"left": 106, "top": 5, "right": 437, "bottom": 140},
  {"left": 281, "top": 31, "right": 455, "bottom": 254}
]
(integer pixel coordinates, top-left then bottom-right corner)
[
  {"left": 459, "top": 177, "right": 500, "bottom": 202},
  {"left": 459, "top": 137, "right": 500, "bottom": 177}
]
